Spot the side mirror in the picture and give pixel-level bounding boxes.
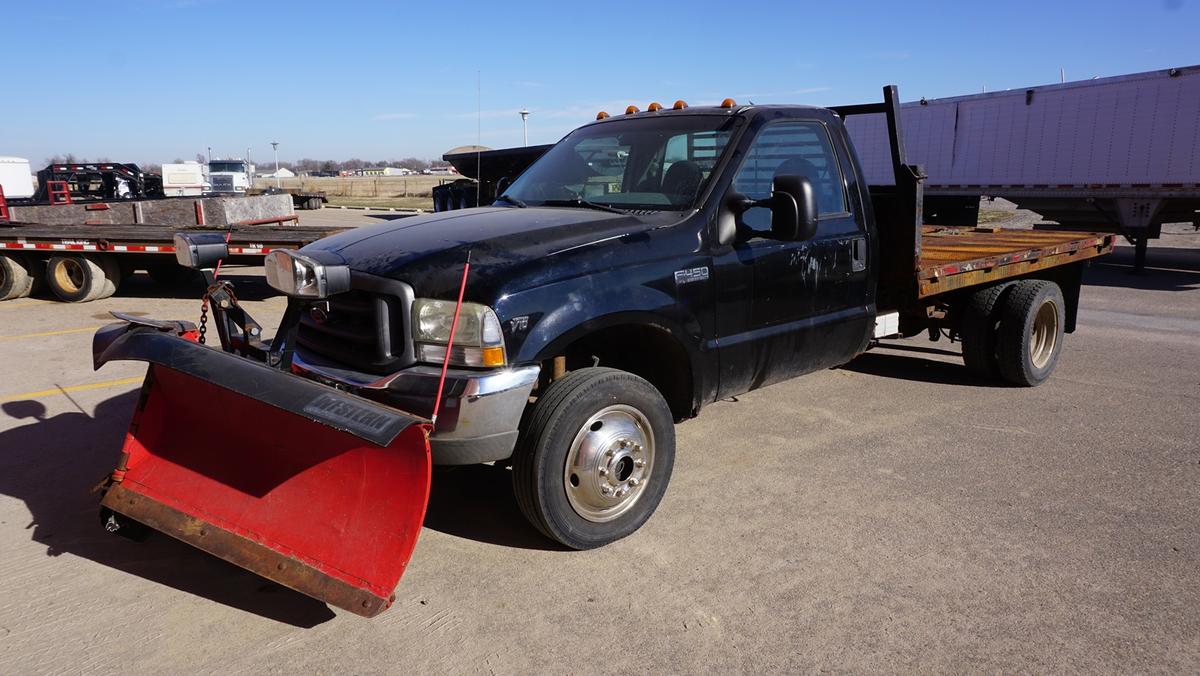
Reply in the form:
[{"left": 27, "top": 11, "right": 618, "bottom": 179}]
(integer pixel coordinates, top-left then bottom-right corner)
[
  {"left": 496, "top": 176, "right": 511, "bottom": 195},
  {"left": 769, "top": 175, "right": 818, "bottom": 241},
  {"left": 174, "top": 232, "right": 229, "bottom": 269}
]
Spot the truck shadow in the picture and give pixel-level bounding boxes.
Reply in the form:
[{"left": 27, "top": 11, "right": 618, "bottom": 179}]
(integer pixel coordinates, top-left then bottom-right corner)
[
  {"left": 0, "top": 394, "right": 336, "bottom": 627},
  {"left": 843, "top": 348, "right": 1005, "bottom": 388},
  {"left": 424, "top": 465, "right": 566, "bottom": 551},
  {"left": 113, "top": 272, "right": 281, "bottom": 302}
]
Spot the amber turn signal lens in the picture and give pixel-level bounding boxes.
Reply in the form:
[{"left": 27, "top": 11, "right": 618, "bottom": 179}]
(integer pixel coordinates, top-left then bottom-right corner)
[
  {"left": 596, "top": 111, "right": 609, "bottom": 120},
  {"left": 673, "top": 100, "right": 688, "bottom": 109},
  {"left": 481, "top": 346, "right": 507, "bottom": 367},
  {"left": 720, "top": 98, "right": 737, "bottom": 108}
]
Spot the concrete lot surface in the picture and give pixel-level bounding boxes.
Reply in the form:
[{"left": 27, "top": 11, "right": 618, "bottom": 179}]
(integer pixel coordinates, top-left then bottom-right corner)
[{"left": 0, "top": 222, "right": 1197, "bottom": 672}]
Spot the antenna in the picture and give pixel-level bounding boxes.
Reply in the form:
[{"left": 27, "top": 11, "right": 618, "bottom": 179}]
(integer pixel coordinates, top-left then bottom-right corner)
[
  {"left": 476, "top": 70, "right": 482, "bottom": 206},
  {"left": 1060, "top": 67, "right": 1066, "bottom": 83}
]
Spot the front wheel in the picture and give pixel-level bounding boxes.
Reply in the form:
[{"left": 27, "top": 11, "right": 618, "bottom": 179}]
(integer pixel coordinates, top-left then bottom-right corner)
[{"left": 512, "top": 368, "right": 675, "bottom": 550}]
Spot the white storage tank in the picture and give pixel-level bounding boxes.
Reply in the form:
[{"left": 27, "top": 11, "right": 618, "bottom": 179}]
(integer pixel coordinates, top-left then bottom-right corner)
[{"left": 0, "top": 156, "right": 35, "bottom": 199}]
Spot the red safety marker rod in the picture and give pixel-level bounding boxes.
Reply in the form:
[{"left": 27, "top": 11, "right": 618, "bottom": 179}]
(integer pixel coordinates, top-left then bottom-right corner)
[
  {"left": 431, "top": 251, "right": 472, "bottom": 427},
  {"left": 211, "top": 227, "right": 234, "bottom": 280}
]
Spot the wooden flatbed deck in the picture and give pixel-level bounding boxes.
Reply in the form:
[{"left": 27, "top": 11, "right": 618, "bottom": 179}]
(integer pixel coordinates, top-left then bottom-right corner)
[{"left": 916, "top": 226, "right": 1116, "bottom": 297}]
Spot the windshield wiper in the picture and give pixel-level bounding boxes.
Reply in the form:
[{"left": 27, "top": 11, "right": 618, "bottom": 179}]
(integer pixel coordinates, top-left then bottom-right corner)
[
  {"left": 494, "top": 194, "right": 527, "bottom": 208},
  {"left": 540, "top": 198, "right": 628, "bottom": 214}
]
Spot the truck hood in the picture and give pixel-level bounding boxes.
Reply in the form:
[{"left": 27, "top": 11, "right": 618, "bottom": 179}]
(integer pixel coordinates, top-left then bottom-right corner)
[{"left": 304, "top": 206, "right": 667, "bottom": 295}]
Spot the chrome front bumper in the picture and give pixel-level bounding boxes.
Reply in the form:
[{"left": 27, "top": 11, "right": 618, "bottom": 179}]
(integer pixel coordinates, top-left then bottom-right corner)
[{"left": 291, "top": 352, "right": 539, "bottom": 465}]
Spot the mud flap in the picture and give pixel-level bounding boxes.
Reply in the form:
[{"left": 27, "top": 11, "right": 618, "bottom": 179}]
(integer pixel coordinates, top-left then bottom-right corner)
[{"left": 95, "top": 324, "right": 431, "bottom": 617}]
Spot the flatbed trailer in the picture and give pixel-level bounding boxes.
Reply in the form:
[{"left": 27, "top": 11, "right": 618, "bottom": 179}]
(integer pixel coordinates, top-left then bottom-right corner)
[{"left": 0, "top": 218, "right": 348, "bottom": 302}]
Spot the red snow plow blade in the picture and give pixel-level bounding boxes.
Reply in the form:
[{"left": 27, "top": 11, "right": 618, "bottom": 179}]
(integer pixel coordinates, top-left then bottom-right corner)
[{"left": 94, "top": 323, "right": 432, "bottom": 617}]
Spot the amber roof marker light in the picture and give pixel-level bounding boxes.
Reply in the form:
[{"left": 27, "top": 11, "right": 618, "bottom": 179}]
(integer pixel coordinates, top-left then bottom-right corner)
[
  {"left": 647, "top": 101, "right": 663, "bottom": 112},
  {"left": 672, "top": 100, "right": 688, "bottom": 109},
  {"left": 720, "top": 98, "right": 737, "bottom": 108},
  {"left": 596, "top": 111, "right": 609, "bottom": 120},
  {"left": 625, "top": 105, "right": 640, "bottom": 114}
]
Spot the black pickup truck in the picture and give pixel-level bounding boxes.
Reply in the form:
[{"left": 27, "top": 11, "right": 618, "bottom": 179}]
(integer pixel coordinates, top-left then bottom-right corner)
[{"left": 117, "top": 87, "right": 1116, "bottom": 554}]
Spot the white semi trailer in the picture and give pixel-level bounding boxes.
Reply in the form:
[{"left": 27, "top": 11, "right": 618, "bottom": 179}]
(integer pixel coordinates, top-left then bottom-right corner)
[{"left": 845, "top": 65, "right": 1200, "bottom": 270}]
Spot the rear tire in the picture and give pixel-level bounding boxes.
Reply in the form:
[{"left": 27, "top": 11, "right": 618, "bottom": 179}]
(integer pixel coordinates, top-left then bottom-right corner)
[
  {"left": 958, "top": 282, "right": 1014, "bottom": 379},
  {"left": 996, "top": 280, "right": 1065, "bottom": 387},
  {"left": 46, "top": 254, "right": 111, "bottom": 302},
  {"left": 0, "top": 252, "right": 35, "bottom": 300},
  {"left": 512, "top": 367, "right": 675, "bottom": 550}
]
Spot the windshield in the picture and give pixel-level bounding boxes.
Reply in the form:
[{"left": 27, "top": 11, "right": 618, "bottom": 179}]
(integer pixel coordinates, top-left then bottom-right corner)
[
  {"left": 208, "top": 162, "right": 246, "bottom": 173},
  {"left": 504, "top": 115, "right": 737, "bottom": 211}
]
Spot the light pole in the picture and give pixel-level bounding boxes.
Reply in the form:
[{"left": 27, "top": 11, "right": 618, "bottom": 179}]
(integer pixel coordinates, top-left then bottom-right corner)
[
  {"left": 270, "top": 141, "right": 280, "bottom": 188},
  {"left": 519, "top": 108, "right": 530, "bottom": 147},
  {"left": 207, "top": 146, "right": 212, "bottom": 163}
]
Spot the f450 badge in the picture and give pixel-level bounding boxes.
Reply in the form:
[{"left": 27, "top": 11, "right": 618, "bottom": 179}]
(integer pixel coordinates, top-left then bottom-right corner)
[{"left": 674, "top": 266, "right": 709, "bottom": 286}]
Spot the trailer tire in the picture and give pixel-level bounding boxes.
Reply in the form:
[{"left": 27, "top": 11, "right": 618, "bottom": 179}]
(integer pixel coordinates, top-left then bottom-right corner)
[
  {"left": 45, "top": 254, "right": 111, "bottom": 302},
  {"left": 959, "top": 281, "right": 1014, "bottom": 379},
  {"left": 93, "top": 254, "right": 122, "bottom": 300},
  {"left": 512, "top": 367, "right": 675, "bottom": 550},
  {"left": 996, "top": 280, "right": 1065, "bottom": 387},
  {"left": 0, "top": 252, "right": 36, "bottom": 301}
]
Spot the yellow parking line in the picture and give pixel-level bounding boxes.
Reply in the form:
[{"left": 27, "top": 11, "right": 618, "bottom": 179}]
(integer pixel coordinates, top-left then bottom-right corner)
[
  {"left": 0, "top": 376, "right": 144, "bottom": 403},
  {"left": 0, "top": 326, "right": 100, "bottom": 341}
]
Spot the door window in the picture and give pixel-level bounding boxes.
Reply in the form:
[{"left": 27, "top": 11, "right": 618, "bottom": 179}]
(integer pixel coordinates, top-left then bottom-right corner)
[{"left": 733, "top": 121, "right": 849, "bottom": 233}]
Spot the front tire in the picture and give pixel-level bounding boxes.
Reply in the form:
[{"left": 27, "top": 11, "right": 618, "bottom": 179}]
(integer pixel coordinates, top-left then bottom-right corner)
[{"left": 512, "top": 368, "right": 675, "bottom": 550}]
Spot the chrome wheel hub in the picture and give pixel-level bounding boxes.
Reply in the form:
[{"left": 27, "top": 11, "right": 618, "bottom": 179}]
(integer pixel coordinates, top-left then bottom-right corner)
[{"left": 564, "top": 404, "right": 654, "bottom": 523}]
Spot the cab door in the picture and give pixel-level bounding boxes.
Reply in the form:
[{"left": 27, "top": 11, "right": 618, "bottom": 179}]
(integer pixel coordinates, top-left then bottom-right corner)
[{"left": 712, "top": 116, "right": 873, "bottom": 398}]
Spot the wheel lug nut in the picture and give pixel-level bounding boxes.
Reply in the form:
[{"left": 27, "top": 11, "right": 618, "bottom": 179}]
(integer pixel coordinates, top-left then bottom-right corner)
[
  {"left": 629, "top": 477, "right": 640, "bottom": 486},
  {"left": 620, "top": 439, "right": 629, "bottom": 448},
  {"left": 634, "top": 459, "right": 646, "bottom": 467},
  {"left": 606, "top": 448, "right": 615, "bottom": 457},
  {"left": 600, "top": 486, "right": 613, "bottom": 496},
  {"left": 598, "top": 468, "right": 608, "bottom": 476}
]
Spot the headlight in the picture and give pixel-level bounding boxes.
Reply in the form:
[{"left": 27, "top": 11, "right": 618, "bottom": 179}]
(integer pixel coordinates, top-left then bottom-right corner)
[
  {"left": 263, "top": 249, "right": 351, "bottom": 298},
  {"left": 173, "top": 232, "right": 228, "bottom": 269},
  {"left": 412, "top": 298, "right": 506, "bottom": 368}
]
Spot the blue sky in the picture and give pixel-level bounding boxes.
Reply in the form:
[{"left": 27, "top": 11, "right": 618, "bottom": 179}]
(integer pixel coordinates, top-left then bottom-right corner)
[{"left": 3, "top": 0, "right": 1197, "bottom": 165}]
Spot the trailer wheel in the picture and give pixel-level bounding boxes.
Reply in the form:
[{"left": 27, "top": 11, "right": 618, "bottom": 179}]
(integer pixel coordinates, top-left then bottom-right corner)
[
  {"left": 958, "top": 281, "right": 1014, "bottom": 379},
  {"left": 45, "top": 254, "right": 116, "bottom": 302},
  {"left": 512, "top": 367, "right": 675, "bottom": 550},
  {"left": 93, "top": 254, "right": 122, "bottom": 300},
  {"left": 0, "top": 252, "right": 36, "bottom": 301},
  {"left": 996, "top": 280, "right": 1065, "bottom": 387},
  {"left": 307, "top": 197, "right": 323, "bottom": 210}
]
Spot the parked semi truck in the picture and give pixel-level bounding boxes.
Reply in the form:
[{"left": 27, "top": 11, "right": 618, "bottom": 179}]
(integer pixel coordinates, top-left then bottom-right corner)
[
  {"left": 205, "top": 158, "right": 254, "bottom": 195},
  {"left": 91, "top": 86, "right": 1113, "bottom": 616}
]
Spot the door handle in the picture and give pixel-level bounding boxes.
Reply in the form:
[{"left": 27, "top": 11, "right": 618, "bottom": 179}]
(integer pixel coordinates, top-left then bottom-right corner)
[{"left": 850, "top": 237, "right": 867, "bottom": 272}]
